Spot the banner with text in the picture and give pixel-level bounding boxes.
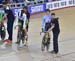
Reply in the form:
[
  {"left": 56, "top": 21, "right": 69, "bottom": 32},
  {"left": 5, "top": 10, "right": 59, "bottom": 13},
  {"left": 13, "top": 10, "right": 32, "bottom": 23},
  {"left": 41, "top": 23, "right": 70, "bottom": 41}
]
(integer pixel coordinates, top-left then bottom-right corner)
[
  {"left": 28, "top": 4, "right": 46, "bottom": 14},
  {"left": 46, "top": 0, "right": 75, "bottom": 10}
]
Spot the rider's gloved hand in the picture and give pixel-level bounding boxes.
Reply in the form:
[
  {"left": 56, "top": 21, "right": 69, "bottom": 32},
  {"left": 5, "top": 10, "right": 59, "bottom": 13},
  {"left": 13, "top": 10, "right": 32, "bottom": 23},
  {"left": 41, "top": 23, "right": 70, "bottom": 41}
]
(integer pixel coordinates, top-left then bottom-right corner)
[
  {"left": 23, "top": 28, "right": 25, "bottom": 30},
  {"left": 23, "top": 28, "right": 27, "bottom": 32},
  {"left": 14, "top": 26, "right": 16, "bottom": 29},
  {"left": 41, "top": 28, "right": 44, "bottom": 32}
]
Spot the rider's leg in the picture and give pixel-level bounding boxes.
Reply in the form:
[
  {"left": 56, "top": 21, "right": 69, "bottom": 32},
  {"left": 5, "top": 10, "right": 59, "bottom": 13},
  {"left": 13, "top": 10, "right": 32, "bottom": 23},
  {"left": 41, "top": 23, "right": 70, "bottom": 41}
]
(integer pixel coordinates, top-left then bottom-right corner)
[
  {"left": 42, "top": 44, "right": 45, "bottom": 51},
  {"left": 16, "top": 20, "right": 23, "bottom": 44},
  {"left": 1, "top": 31, "right": 5, "bottom": 41},
  {"left": 17, "top": 31, "right": 21, "bottom": 45},
  {"left": 26, "top": 23, "right": 29, "bottom": 32},
  {"left": 24, "top": 29, "right": 28, "bottom": 46},
  {"left": 46, "top": 43, "right": 50, "bottom": 52},
  {"left": 22, "top": 29, "right": 25, "bottom": 44}
]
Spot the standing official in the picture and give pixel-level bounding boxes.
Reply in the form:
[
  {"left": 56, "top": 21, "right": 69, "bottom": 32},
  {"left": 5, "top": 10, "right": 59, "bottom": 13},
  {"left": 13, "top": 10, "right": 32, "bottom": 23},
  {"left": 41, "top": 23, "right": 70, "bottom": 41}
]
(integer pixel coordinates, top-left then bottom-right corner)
[
  {"left": 50, "top": 13, "right": 60, "bottom": 54},
  {"left": 1, "top": 2, "right": 15, "bottom": 49}
]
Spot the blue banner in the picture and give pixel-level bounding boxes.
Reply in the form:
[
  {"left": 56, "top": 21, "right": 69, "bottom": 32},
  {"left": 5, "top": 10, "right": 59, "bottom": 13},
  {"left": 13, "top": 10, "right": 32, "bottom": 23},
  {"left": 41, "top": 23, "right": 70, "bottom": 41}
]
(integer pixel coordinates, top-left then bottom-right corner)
[
  {"left": 2, "top": 4, "right": 46, "bottom": 16},
  {"left": 12, "top": 8, "right": 22, "bottom": 16},
  {"left": 28, "top": 4, "right": 46, "bottom": 14}
]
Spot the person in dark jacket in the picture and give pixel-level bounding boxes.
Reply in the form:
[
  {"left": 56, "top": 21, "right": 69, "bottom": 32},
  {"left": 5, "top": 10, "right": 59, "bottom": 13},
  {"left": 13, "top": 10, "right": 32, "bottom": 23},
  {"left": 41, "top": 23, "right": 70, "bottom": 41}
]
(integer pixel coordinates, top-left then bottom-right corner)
[
  {"left": 50, "top": 13, "right": 60, "bottom": 54},
  {"left": 23, "top": 6, "right": 30, "bottom": 46},
  {"left": 24, "top": 6, "right": 30, "bottom": 32},
  {"left": 48, "top": 13, "right": 60, "bottom": 54},
  {"left": 1, "top": 2, "right": 15, "bottom": 49}
]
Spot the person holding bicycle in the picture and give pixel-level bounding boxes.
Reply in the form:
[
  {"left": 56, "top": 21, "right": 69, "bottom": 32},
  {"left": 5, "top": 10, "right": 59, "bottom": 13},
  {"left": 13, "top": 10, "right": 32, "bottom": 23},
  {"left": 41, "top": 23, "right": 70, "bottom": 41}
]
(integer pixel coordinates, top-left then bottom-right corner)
[{"left": 50, "top": 13, "right": 60, "bottom": 54}]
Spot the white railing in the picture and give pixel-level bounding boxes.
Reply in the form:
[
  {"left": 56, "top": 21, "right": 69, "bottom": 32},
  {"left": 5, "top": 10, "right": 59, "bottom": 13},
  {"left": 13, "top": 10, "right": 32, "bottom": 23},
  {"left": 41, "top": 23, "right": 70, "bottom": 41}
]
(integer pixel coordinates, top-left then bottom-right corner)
[
  {"left": 0, "top": 1, "right": 45, "bottom": 9},
  {"left": 0, "top": 3, "right": 25, "bottom": 9}
]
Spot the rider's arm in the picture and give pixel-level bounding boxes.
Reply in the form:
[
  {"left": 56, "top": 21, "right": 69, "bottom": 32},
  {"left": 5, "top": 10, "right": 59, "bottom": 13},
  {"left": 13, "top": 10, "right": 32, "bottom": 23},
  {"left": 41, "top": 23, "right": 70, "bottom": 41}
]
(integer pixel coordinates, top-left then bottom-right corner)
[
  {"left": 2, "top": 12, "right": 7, "bottom": 22},
  {"left": 14, "top": 11, "right": 21, "bottom": 28},
  {"left": 48, "top": 23, "right": 55, "bottom": 32},
  {"left": 23, "top": 13, "right": 27, "bottom": 29},
  {"left": 15, "top": 12, "right": 19, "bottom": 26},
  {"left": 27, "top": 12, "right": 30, "bottom": 22},
  {"left": 41, "top": 16, "right": 45, "bottom": 31}
]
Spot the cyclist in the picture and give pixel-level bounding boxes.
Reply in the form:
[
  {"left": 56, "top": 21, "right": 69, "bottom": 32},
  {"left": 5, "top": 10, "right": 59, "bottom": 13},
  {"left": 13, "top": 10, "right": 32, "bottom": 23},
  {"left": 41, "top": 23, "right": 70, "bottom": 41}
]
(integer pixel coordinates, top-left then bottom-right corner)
[
  {"left": 41, "top": 9, "right": 52, "bottom": 33},
  {"left": 15, "top": 6, "right": 28, "bottom": 46},
  {"left": 41, "top": 9, "right": 51, "bottom": 51},
  {"left": 22, "top": 6, "right": 30, "bottom": 46}
]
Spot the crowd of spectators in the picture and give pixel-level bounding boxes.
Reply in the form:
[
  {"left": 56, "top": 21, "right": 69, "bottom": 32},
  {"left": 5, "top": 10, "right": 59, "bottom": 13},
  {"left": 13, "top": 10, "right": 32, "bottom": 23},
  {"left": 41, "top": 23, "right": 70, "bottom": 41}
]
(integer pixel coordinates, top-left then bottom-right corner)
[
  {"left": 0, "top": 0, "right": 61, "bottom": 4},
  {"left": 0, "top": 0, "right": 61, "bottom": 8}
]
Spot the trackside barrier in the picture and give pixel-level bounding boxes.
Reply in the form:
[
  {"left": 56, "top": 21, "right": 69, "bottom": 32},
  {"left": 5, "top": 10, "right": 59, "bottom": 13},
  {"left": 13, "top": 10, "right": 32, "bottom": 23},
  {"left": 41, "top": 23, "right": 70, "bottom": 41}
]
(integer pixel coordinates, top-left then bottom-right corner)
[
  {"left": 0, "top": 0, "right": 75, "bottom": 15},
  {"left": 46, "top": 0, "right": 75, "bottom": 10}
]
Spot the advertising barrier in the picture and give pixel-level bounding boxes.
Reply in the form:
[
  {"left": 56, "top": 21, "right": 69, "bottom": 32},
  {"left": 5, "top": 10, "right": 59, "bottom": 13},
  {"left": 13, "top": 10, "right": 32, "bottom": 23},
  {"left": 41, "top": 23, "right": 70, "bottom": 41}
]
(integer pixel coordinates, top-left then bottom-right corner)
[
  {"left": 46, "top": 0, "right": 75, "bottom": 10},
  {"left": 12, "top": 8, "right": 22, "bottom": 16},
  {"left": 11, "top": 3, "right": 46, "bottom": 16},
  {"left": 28, "top": 4, "right": 46, "bottom": 14},
  {"left": 0, "top": 0, "right": 75, "bottom": 15}
]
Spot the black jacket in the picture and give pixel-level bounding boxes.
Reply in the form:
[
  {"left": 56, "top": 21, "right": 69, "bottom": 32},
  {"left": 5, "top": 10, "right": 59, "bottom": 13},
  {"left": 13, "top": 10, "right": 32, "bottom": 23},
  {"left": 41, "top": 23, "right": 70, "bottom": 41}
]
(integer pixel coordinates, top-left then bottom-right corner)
[
  {"left": 26, "top": 11, "right": 30, "bottom": 21},
  {"left": 51, "top": 18, "right": 60, "bottom": 33},
  {"left": 4, "top": 8, "right": 15, "bottom": 21}
]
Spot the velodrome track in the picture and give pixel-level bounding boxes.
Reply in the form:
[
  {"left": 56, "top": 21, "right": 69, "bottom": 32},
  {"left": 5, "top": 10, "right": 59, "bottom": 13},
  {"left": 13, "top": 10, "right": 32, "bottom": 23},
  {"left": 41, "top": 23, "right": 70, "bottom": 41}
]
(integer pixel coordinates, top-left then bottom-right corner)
[{"left": 0, "top": 7, "right": 75, "bottom": 61}]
